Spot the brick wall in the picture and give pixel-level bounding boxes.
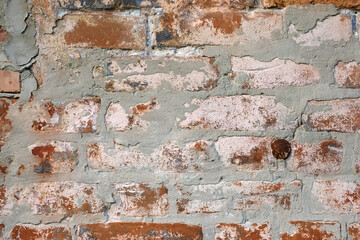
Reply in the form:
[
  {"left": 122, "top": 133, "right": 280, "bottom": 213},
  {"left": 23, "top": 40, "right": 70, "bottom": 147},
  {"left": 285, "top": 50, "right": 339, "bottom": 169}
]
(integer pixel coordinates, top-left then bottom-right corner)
[{"left": 0, "top": 0, "right": 360, "bottom": 239}]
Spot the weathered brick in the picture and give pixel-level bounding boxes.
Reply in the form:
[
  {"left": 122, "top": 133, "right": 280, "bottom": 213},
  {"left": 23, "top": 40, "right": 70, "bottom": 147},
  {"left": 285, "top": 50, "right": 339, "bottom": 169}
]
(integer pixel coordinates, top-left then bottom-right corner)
[
  {"left": 11, "top": 225, "right": 71, "bottom": 240},
  {"left": 0, "top": 70, "right": 20, "bottom": 93},
  {"left": 0, "top": 223, "right": 4, "bottom": 239},
  {"left": 77, "top": 222, "right": 203, "bottom": 239},
  {"left": 335, "top": 61, "right": 360, "bottom": 88},
  {"left": 93, "top": 56, "right": 219, "bottom": 92},
  {"left": 60, "top": 0, "right": 153, "bottom": 9},
  {"left": 180, "top": 96, "right": 296, "bottom": 131},
  {"left": 105, "top": 99, "right": 159, "bottom": 132},
  {"left": 29, "top": 141, "right": 78, "bottom": 174},
  {"left": 262, "top": 0, "right": 360, "bottom": 9},
  {"left": 109, "top": 183, "right": 169, "bottom": 217},
  {"left": 87, "top": 141, "right": 211, "bottom": 172},
  {"left": 46, "top": 13, "right": 146, "bottom": 49},
  {"left": 348, "top": 223, "right": 360, "bottom": 240},
  {"left": 312, "top": 180, "right": 360, "bottom": 214},
  {"left": 289, "top": 139, "right": 343, "bottom": 174},
  {"left": 155, "top": 0, "right": 258, "bottom": 11},
  {"left": 280, "top": 221, "right": 341, "bottom": 240},
  {"left": 231, "top": 57, "right": 320, "bottom": 89},
  {"left": 0, "top": 26, "right": 8, "bottom": 43},
  {"left": 177, "top": 199, "right": 225, "bottom": 214},
  {"left": 303, "top": 98, "right": 360, "bottom": 133},
  {"left": 216, "top": 222, "right": 271, "bottom": 240},
  {"left": 215, "top": 137, "right": 273, "bottom": 171},
  {"left": 32, "top": 100, "right": 64, "bottom": 132},
  {"left": 62, "top": 98, "right": 100, "bottom": 133},
  {"left": 0, "top": 98, "right": 15, "bottom": 152},
  {"left": 155, "top": 11, "right": 282, "bottom": 46},
  {"left": 289, "top": 15, "right": 352, "bottom": 47},
  {"left": 12, "top": 182, "right": 104, "bottom": 216},
  {"left": 32, "top": 0, "right": 59, "bottom": 34},
  {"left": 0, "top": 185, "right": 8, "bottom": 216}
]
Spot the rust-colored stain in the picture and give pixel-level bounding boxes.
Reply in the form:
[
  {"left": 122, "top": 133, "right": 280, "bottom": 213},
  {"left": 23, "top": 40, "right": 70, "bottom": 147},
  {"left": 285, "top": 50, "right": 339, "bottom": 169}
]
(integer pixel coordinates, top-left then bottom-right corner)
[
  {"left": 0, "top": 99, "right": 12, "bottom": 151},
  {"left": 337, "top": 62, "right": 360, "bottom": 88},
  {"left": 348, "top": 224, "right": 360, "bottom": 239},
  {"left": 0, "top": 223, "right": 4, "bottom": 238},
  {"left": 0, "top": 184, "right": 6, "bottom": 212},
  {"left": 271, "top": 139, "right": 291, "bottom": 159},
  {"left": 78, "top": 222, "right": 203, "bottom": 239},
  {"left": 0, "top": 163, "right": 7, "bottom": 175},
  {"left": 64, "top": 13, "right": 145, "bottom": 49},
  {"left": 229, "top": 141, "right": 268, "bottom": 170},
  {"left": 32, "top": 101, "right": 63, "bottom": 132},
  {"left": 199, "top": 12, "right": 242, "bottom": 34},
  {"left": 131, "top": 98, "right": 158, "bottom": 115},
  {"left": 17, "top": 164, "right": 25, "bottom": 176},
  {"left": 216, "top": 223, "right": 270, "bottom": 240},
  {"left": 78, "top": 120, "right": 94, "bottom": 133},
  {"left": 88, "top": 143, "right": 100, "bottom": 160},
  {"left": 11, "top": 225, "right": 72, "bottom": 240},
  {"left": 192, "top": 140, "right": 209, "bottom": 152},
  {"left": 177, "top": 198, "right": 190, "bottom": 213},
  {"left": 280, "top": 221, "right": 338, "bottom": 240}
]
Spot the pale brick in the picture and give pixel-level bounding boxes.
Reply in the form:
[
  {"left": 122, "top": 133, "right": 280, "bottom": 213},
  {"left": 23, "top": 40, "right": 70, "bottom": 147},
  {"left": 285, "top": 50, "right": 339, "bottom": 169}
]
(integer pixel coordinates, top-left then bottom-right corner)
[
  {"left": 335, "top": 61, "right": 360, "bottom": 88},
  {"left": 262, "top": 0, "right": 360, "bottom": 9},
  {"left": 348, "top": 223, "right": 360, "bottom": 240},
  {"left": 290, "top": 15, "right": 352, "bottom": 47},
  {"left": 177, "top": 199, "right": 225, "bottom": 214},
  {"left": 280, "top": 221, "right": 341, "bottom": 240},
  {"left": 303, "top": 98, "right": 360, "bottom": 133},
  {"left": 11, "top": 182, "right": 104, "bottom": 216},
  {"left": 180, "top": 96, "right": 296, "bottom": 131},
  {"left": 31, "top": 100, "right": 63, "bottom": 132},
  {"left": 93, "top": 56, "right": 219, "bottom": 92},
  {"left": 77, "top": 222, "right": 203, "bottom": 239},
  {"left": 62, "top": 98, "right": 100, "bottom": 133},
  {"left": 216, "top": 222, "right": 271, "bottom": 240},
  {"left": 105, "top": 99, "right": 159, "bottom": 132},
  {"left": 312, "top": 180, "right": 360, "bottom": 214},
  {"left": 29, "top": 141, "right": 78, "bottom": 174},
  {"left": 109, "top": 183, "right": 169, "bottom": 217},
  {"left": 289, "top": 139, "right": 343, "bottom": 174},
  {"left": 215, "top": 137, "right": 273, "bottom": 171},
  {"left": 87, "top": 141, "right": 211, "bottom": 172},
  {"left": 0, "top": 70, "right": 20, "bottom": 93},
  {"left": 41, "top": 13, "right": 146, "bottom": 50},
  {"left": 155, "top": 11, "right": 282, "bottom": 46},
  {"left": 231, "top": 57, "right": 320, "bottom": 89},
  {"left": 11, "top": 224, "right": 72, "bottom": 240}
]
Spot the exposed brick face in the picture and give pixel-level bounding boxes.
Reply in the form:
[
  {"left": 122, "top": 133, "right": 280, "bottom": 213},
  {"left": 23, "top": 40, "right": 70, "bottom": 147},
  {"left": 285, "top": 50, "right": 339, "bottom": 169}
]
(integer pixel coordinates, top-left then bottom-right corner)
[
  {"left": 348, "top": 223, "right": 360, "bottom": 240},
  {"left": 335, "top": 61, "right": 360, "bottom": 88},
  {"left": 0, "top": 98, "right": 14, "bottom": 152},
  {"left": 303, "top": 98, "right": 360, "bottom": 133},
  {"left": 231, "top": 57, "right": 320, "bottom": 89},
  {"left": 262, "top": 0, "right": 360, "bottom": 9},
  {"left": 280, "top": 221, "right": 341, "bottom": 240},
  {"left": 0, "top": 70, "right": 20, "bottom": 93},
  {"left": 216, "top": 223, "right": 271, "bottom": 240},
  {"left": 77, "top": 222, "right": 203, "bottom": 239},
  {"left": 11, "top": 225, "right": 72, "bottom": 240}
]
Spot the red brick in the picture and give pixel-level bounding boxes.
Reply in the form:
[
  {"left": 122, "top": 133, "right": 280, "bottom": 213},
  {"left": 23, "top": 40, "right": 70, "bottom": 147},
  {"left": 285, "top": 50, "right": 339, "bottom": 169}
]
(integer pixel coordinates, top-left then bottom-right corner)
[
  {"left": 216, "top": 222, "right": 271, "bottom": 240},
  {"left": 0, "top": 184, "right": 7, "bottom": 215},
  {"left": 280, "top": 221, "right": 341, "bottom": 240},
  {"left": 0, "top": 26, "right": 8, "bottom": 43},
  {"left": 231, "top": 57, "right": 320, "bottom": 89},
  {"left": 0, "top": 70, "right": 20, "bottom": 93},
  {"left": 289, "top": 139, "right": 343, "bottom": 174},
  {"left": 109, "top": 183, "right": 169, "bottom": 217},
  {"left": 0, "top": 98, "right": 15, "bottom": 152},
  {"left": 303, "top": 98, "right": 360, "bottom": 133},
  {"left": 262, "top": 0, "right": 360, "bottom": 9},
  {"left": 87, "top": 141, "right": 211, "bottom": 172},
  {"left": 12, "top": 181, "right": 104, "bottom": 216},
  {"left": 289, "top": 15, "right": 352, "bottom": 47},
  {"left": 215, "top": 137, "right": 273, "bottom": 171},
  {"left": 93, "top": 56, "right": 219, "bottom": 92},
  {"left": 155, "top": 11, "right": 282, "bottom": 46},
  {"left": 11, "top": 225, "right": 71, "bottom": 240},
  {"left": 177, "top": 199, "right": 225, "bottom": 214},
  {"left": 312, "top": 180, "right": 360, "bottom": 214},
  {"left": 52, "top": 13, "right": 146, "bottom": 49},
  {"left": 77, "top": 222, "right": 203, "bottom": 239},
  {"left": 181, "top": 96, "right": 295, "bottom": 131},
  {"left": 348, "top": 223, "right": 360, "bottom": 240},
  {"left": 29, "top": 141, "right": 78, "bottom": 174},
  {"left": 0, "top": 223, "right": 4, "bottom": 238},
  {"left": 335, "top": 61, "right": 360, "bottom": 88},
  {"left": 105, "top": 99, "right": 159, "bottom": 132}
]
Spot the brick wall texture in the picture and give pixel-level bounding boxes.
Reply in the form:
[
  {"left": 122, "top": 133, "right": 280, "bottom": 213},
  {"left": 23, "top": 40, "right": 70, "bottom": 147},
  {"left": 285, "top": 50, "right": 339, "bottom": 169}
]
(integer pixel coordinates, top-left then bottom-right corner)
[{"left": 0, "top": 0, "right": 360, "bottom": 239}]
